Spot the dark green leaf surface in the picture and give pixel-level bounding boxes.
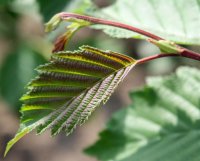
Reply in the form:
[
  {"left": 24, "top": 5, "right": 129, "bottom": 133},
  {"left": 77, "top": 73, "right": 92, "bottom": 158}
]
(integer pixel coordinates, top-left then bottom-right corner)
[
  {"left": 85, "top": 67, "right": 200, "bottom": 161},
  {"left": 37, "top": 0, "right": 91, "bottom": 22},
  {"left": 0, "top": 0, "right": 13, "bottom": 5},
  {"left": 87, "top": 0, "right": 200, "bottom": 45},
  {"left": 5, "top": 46, "right": 136, "bottom": 156},
  {"left": 36, "top": 0, "right": 71, "bottom": 22}
]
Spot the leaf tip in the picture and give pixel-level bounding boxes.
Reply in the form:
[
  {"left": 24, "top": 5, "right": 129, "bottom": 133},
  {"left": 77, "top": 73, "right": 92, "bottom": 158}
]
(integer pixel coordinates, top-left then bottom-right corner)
[
  {"left": 4, "top": 128, "right": 31, "bottom": 157},
  {"left": 4, "top": 145, "right": 10, "bottom": 157},
  {"left": 4, "top": 138, "right": 16, "bottom": 157}
]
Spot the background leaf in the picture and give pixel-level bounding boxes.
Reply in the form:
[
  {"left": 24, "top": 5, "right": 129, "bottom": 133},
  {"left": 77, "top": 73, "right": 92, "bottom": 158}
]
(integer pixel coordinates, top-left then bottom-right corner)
[
  {"left": 85, "top": 66, "right": 200, "bottom": 161},
  {"left": 37, "top": 0, "right": 92, "bottom": 22},
  {"left": 87, "top": 0, "right": 200, "bottom": 45},
  {"left": 0, "top": 46, "right": 46, "bottom": 113},
  {"left": 0, "top": 0, "right": 14, "bottom": 5},
  {"left": 36, "top": 0, "right": 71, "bottom": 22}
]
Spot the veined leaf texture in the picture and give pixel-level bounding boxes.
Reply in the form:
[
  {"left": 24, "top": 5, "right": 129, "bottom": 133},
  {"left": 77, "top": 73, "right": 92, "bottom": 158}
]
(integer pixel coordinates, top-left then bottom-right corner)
[{"left": 5, "top": 46, "right": 136, "bottom": 156}]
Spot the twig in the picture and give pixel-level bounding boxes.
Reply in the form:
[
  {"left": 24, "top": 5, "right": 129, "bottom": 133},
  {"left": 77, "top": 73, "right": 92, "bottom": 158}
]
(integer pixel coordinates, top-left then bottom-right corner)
[
  {"left": 59, "top": 12, "right": 163, "bottom": 41},
  {"left": 57, "top": 12, "right": 200, "bottom": 62},
  {"left": 137, "top": 54, "right": 180, "bottom": 64},
  {"left": 180, "top": 48, "right": 200, "bottom": 61}
]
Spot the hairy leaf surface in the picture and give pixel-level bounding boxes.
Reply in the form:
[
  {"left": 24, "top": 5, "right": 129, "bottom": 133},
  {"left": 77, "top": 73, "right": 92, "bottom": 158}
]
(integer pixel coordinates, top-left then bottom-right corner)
[
  {"left": 5, "top": 46, "right": 136, "bottom": 156},
  {"left": 87, "top": 0, "right": 200, "bottom": 45},
  {"left": 85, "top": 67, "right": 200, "bottom": 161}
]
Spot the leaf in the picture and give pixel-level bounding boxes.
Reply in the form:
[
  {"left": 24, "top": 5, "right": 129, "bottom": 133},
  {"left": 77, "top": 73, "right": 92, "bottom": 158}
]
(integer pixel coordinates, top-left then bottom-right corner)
[
  {"left": 0, "top": 46, "right": 46, "bottom": 113},
  {"left": 37, "top": 0, "right": 92, "bottom": 22},
  {"left": 0, "top": 0, "right": 14, "bottom": 5},
  {"left": 45, "top": 12, "right": 91, "bottom": 52},
  {"left": 86, "top": 0, "right": 200, "bottom": 45},
  {"left": 4, "top": 126, "right": 33, "bottom": 157},
  {"left": 36, "top": 0, "right": 71, "bottom": 22},
  {"left": 5, "top": 46, "right": 136, "bottom": 156},
  {"left": 52, "top": 24, "right": 82, "bottom": 52},
  {"left": 0, "top": 3, "right": 19, "bottom": 38},
  {"left": 85, "top": 66, "right": 200, "bottom": 161}
]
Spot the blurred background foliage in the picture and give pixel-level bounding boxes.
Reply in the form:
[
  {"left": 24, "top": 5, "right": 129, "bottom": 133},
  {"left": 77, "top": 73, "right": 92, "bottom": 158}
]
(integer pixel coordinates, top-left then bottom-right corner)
[{"left": 0, "top": 0, "right": 199, "bottom": 161}]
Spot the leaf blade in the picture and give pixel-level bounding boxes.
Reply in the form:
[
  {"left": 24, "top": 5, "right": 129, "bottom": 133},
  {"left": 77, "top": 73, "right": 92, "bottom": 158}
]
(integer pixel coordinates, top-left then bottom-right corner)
[
  {"left": 85, "top": 67, "right": 200, "bottom": 161},
  {"left": 5, "top": 46, "right": 136, "bottom": 155},
  {"left": 87, "top": 0, "right": 200, "bottom": 45}
]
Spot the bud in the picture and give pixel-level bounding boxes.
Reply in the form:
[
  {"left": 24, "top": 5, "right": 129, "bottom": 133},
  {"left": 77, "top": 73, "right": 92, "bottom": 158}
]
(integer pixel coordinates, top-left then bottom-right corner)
[{"left": 45, "top": 14, "right": 62, "bottom": 33}]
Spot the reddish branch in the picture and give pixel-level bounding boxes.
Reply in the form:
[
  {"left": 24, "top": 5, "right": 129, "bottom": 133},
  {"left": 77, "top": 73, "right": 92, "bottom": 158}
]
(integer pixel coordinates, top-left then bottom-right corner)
[
  {"left": 180, "top": 48, "right": 200, "bottom": 61},
  {"left": 57, "top": 12, "right": 200, "bottom": 62},
  {"left": 59, "top": 12, "right": 163, "bottom": 41},
  {"left": 137, "top": 54, "right": 180, "bottom": 64},
  {"left": 137, "top": 51, "right": 200, "bottom": 64}
]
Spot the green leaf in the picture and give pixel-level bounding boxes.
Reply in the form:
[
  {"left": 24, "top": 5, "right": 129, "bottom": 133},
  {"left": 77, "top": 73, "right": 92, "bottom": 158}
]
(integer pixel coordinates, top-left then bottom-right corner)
[
  {"left": 4, "top": 126, "right": 33, "bottom": 157},
  {"left": 0, "top": 0, "right": 13, "bottom": 5},
  {"left": 37, "top": 0, "right": 92, "bottom": 22},
  {"left": 85, "top": 66, "right": 200, "bottom": 161},
  {"left": 0, "top": 46, "right": 46, "bottom": 113},
  {"left": 36, "top": 0, "right": 71, "bottom": 22},
  {"left": 5, "top": 46, "right": 136, "bottom": 156},
  {"left": 87, "top": 0, "right": 200, "bottom": 45}
]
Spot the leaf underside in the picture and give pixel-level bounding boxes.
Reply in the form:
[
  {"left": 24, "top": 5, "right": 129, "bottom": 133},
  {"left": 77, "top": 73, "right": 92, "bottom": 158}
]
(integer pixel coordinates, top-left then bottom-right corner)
[
  {"left": 85, "top": 67, "right": 200, "bottom": 161},
  {"left": 5, "top": 46, "right": 136, "bottom": 156},
  {"left": 87, "top": 0, "right": 200, "bottom": 45}
]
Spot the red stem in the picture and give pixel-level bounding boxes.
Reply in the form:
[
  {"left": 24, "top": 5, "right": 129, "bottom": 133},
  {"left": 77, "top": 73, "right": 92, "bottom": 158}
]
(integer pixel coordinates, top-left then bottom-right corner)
[
  {"left": 59, "top": 12, "right": 163, "bottom": 41},
  {"left": 58, "top": 12, "right": 200, "bottom": 62},
  {"left": 180, "top": 48, "right": 200, "bottom": 61},
  {"left": 137, "top": 54, "right": 180, "bottom": 64}
]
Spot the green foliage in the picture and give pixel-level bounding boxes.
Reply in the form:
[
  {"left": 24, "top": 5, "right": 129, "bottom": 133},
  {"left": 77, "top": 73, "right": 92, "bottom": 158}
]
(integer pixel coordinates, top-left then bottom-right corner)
[
  {"left": 0, "top": 4, "right": 19, "bottom": 38},
  {"left": 0, "top": 0, "right": 52, "bottom": 114},
  {"left": 36, "top": 0, "right": 71, "bottom": 22},
  {"left": 0, "top": 0, "right": 13, "bottom": 5},
  {"left": 45, "top": 13, "right": 91, "bottom": 52},
  {"left": 0, "top": 46, "right": 46, "bottom": 113},
  {"left": 37, "top": 0, "right": 92, "bottom": 22},
  {"left": 87, "top": 0, "right": 200, "bottom": 45},
  {"left": 85, "top": 67, "right": 200, "bottom": 161},
  {"left": 4, "top": 46, "right": 136, "bottom": 156},
  {"left": 3, "top": 0, "right": 200, "bottom": 159}
]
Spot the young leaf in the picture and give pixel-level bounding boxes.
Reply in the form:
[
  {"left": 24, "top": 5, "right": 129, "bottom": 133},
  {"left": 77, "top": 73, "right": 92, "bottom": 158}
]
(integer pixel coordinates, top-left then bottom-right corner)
[
  {"left": 45, "top": 14, "right": 91, "bottom": 52},
  {"left": 85, "top": 67, "right": 200, "bottom": 161},
  {"left": 87, "top": 0, "right": 200, "bottom": 45},
  {"left": 52, "top": 20, "right": 91, "bottom": 52},
  {"left": 5, "top": 46, "right": 136, "bottom": 156}
]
